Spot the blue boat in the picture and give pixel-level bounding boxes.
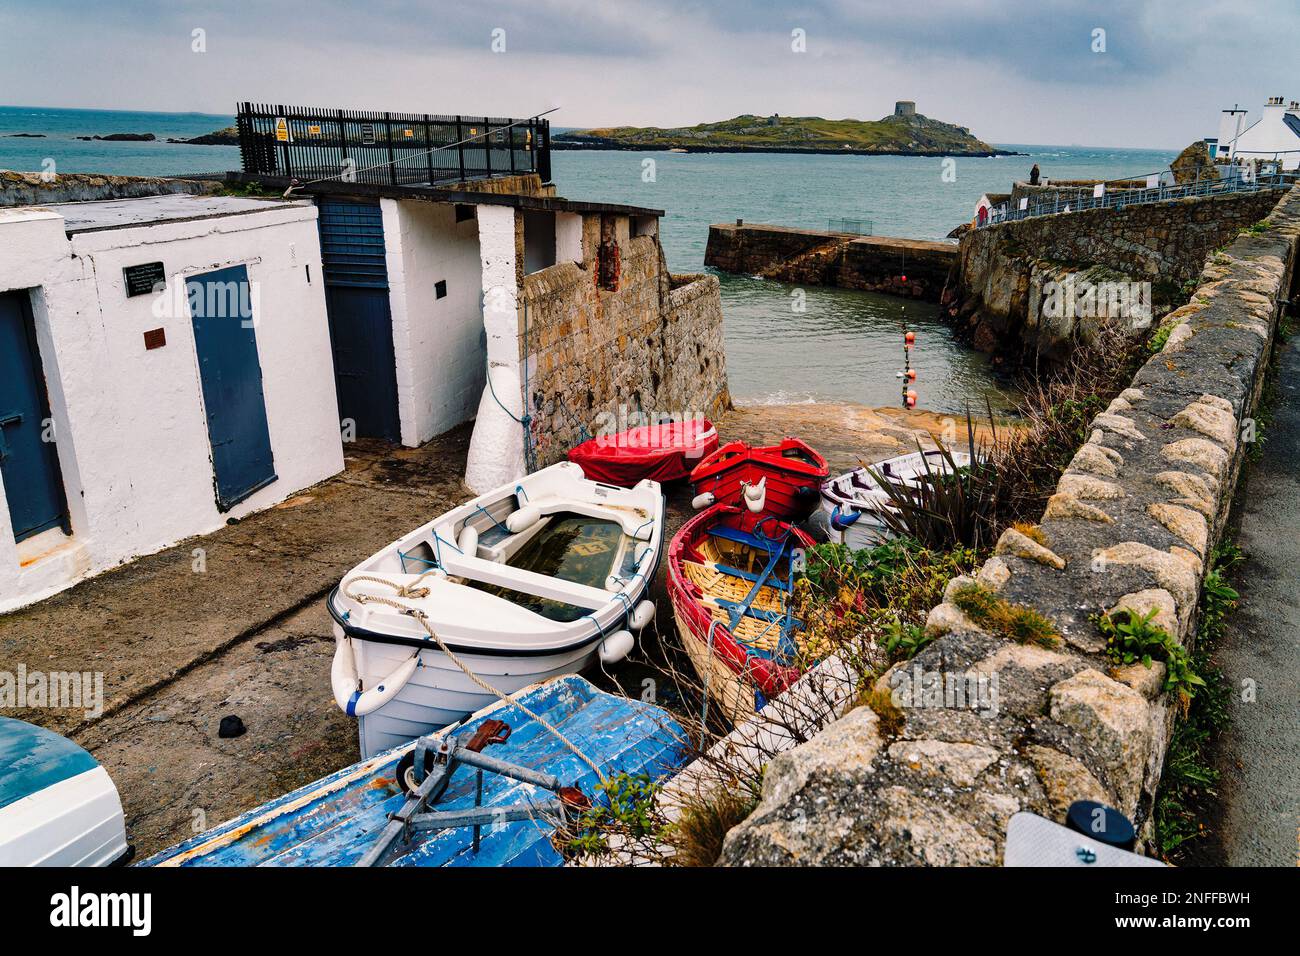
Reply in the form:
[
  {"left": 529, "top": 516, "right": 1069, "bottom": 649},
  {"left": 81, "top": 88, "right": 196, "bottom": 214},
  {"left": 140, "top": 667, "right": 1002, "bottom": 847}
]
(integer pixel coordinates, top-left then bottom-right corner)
[{"left": 140, "top": 676, "right": 688, "bottom": 867}]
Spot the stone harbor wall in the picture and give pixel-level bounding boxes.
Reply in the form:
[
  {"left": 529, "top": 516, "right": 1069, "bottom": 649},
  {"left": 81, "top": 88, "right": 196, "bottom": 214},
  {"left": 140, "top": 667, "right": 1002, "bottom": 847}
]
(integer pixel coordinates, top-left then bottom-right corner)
[
  {"left": 704, "top": 223, "right": 957, "bottom": 302},
  {"left": 520, "top": 229, "right": 729, "bottom": 469},
  {"left": 956, "top": 188, "right": 1286, "bottom": 362},
  {"left": 722, "top": 186, "right": 1300, "bottom": 866},
  {"left": 0, "top": 170, "right": 220, "bottom": 207}
]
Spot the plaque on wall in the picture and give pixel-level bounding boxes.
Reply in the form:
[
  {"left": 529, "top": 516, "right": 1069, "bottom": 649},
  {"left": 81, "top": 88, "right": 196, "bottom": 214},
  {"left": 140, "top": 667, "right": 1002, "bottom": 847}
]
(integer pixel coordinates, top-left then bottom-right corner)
[{"left": 123, "top": 262, "right": 166, "bottom": 298}]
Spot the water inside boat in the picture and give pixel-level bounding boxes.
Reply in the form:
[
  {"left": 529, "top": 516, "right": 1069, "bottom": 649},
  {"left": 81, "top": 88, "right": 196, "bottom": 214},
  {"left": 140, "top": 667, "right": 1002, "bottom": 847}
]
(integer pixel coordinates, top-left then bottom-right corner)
[{"left": 468, "top": 514, "right": 628, "bottom": 622}]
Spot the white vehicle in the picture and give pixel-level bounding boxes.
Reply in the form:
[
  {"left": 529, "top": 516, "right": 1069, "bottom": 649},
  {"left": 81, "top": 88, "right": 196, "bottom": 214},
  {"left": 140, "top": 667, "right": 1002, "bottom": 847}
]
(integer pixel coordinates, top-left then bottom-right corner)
[
  {"left": 820, "top": 448, "right": 974, "bottom": 551},
  {"left": 0, "top": 717, "right": 130, "bottom": 866},
  {"left": 328, "top": 462, "right": 665, "bottom": 758}
]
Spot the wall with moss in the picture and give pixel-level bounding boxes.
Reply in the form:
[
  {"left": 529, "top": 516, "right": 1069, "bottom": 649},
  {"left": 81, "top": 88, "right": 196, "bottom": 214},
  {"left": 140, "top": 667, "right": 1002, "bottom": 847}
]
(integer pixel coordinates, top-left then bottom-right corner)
[{"left": 721, "top": 187, "right": 1300, "bottom": 866}]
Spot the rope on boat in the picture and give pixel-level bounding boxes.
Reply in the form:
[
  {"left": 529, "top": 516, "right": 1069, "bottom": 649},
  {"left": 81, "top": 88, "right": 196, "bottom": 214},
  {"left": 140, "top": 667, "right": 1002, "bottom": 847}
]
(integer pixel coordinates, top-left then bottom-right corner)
[{"left": 342, "top": 578, "right": 608, "bottom": 785}]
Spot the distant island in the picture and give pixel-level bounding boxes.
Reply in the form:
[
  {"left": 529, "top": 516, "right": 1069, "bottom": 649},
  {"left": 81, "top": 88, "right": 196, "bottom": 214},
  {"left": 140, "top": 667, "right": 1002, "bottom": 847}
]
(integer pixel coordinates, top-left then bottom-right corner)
[{"left": 554, "top": 102, "right": 1019, "bottom": 157}]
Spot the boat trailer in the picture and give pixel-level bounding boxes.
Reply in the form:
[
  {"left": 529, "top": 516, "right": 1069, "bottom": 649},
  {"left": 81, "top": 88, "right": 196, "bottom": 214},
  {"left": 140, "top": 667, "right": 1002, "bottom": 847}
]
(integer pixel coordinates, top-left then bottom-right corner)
[{"left": 356, "top": 719, "right": 591, "bottom": 867}]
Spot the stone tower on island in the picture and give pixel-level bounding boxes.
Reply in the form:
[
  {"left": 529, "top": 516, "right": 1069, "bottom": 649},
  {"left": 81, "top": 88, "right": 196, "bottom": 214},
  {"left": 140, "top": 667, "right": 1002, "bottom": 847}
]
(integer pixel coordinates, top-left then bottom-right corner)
[{"left": 894, "top": 101, "right": 917, "bottom": 118}]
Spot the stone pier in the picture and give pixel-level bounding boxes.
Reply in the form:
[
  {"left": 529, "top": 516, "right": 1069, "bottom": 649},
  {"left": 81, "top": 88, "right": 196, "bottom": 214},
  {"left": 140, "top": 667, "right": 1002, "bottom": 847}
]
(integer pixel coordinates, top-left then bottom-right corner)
[{"left": 704, "top": 223, "right": 958, "bottom": 302}]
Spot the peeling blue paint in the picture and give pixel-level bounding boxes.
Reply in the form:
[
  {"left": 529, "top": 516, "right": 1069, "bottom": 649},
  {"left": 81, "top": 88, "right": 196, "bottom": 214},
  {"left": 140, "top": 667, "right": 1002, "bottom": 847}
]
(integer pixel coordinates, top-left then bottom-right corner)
[{"left": 139, "top": 676, "right": 688, "bottom": 867}]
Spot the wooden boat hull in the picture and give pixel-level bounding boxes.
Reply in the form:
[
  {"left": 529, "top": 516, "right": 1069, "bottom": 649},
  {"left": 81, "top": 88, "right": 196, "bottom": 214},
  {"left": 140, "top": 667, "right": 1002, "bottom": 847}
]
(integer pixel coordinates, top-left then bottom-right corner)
[
  {"left": 667, "top": 505, "right": 817, "bottom": 724},
  {"left": 567, "top": 420, "right": 718, "bottom": 486},
  {"left": 140, "top": 676, "right": 688, "bottom": 867},
  {"left": 689, "top": 437, "right": 829, "bottom": 521}
]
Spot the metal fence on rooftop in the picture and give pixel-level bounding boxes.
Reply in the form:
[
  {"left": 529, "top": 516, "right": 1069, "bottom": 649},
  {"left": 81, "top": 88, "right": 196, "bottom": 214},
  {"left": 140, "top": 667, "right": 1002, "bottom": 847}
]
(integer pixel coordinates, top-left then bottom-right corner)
[{"left": 235, "top": 102, "right": 551, "bottom": 187}]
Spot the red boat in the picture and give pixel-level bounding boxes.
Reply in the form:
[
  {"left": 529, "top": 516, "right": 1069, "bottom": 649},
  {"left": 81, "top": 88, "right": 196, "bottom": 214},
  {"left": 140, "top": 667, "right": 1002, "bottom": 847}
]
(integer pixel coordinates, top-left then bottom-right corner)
[
  {"left": 567, "top": 419, "right": 718, "bottom": 487},
  {"left": 689, "top": 437, "right": 829, "bottom": 522},
  {"left": 667, "top": 505, "right": 818, "bottom": 723}
]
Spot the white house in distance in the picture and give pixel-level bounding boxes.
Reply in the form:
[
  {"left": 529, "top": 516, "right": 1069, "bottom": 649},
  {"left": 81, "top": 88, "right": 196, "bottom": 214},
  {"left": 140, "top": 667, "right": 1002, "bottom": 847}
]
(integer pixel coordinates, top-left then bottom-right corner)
[
  {"left": 1209, "top": 96, "right": 1300, "bottom": 170},
  {"left": 0, "top": 193, "right": 345, "bottom": 612}
]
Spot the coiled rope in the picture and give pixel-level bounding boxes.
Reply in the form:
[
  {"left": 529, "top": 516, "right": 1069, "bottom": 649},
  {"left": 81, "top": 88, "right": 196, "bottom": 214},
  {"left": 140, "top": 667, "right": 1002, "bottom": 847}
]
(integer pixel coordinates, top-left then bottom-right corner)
[{"left": 342, "top": 577, "right": 607, "bottom": 784}]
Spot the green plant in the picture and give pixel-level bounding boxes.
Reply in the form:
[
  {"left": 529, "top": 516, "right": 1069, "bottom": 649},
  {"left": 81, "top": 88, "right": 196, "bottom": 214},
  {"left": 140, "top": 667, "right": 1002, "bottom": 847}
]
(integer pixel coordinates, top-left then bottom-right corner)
[
  {"left": 1152, "top": 545, "right": 1239, "bottom": 859},
  {"left": 563, "top": 772, "right": 665, "bottom": 857},
  {"left": 882, "top": 619, "right": 933, "bottom": 659},
  {"left": 1147, "top": 323, "right": 1174, "bottom": 354},
  {"left": 794, "top": 539, "right": 977, "bottom": 670},
  {"left": 950, "top": 582, "right": 1059, "bottom": 647},
  {"left": 1096, "top": 608, "right": 1205, "bottom": 705}
]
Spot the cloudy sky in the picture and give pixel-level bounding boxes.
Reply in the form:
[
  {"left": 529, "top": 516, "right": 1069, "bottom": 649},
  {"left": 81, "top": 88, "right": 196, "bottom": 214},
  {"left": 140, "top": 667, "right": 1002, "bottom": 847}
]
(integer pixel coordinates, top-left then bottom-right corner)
[{"left": 1, "top": 0, "right": 1296, "bottom": 148}]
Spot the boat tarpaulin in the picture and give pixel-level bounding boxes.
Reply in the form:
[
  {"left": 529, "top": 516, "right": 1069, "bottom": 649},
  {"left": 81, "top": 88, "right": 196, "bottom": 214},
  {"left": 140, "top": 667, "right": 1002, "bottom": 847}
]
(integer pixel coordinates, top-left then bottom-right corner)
[{"left": 568, "top": 420, "right": 718, "bottom": 486}]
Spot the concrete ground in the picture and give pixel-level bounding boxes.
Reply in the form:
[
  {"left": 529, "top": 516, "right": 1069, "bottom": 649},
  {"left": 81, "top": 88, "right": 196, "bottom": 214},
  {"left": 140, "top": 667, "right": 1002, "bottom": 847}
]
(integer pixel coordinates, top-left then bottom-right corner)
[
  {"left": 0, "top": 403, "right": 959, "bottom": 859},
  {"left": 1202, "top": 337, "right": 1300, "bottom": 866}
]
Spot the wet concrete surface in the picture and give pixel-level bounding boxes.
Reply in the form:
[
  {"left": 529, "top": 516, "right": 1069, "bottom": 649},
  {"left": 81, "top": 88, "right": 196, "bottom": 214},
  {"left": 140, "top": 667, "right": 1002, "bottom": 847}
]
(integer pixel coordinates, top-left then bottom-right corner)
[{"left": 1, "top": 404, "right": 957, "bottom": 859}]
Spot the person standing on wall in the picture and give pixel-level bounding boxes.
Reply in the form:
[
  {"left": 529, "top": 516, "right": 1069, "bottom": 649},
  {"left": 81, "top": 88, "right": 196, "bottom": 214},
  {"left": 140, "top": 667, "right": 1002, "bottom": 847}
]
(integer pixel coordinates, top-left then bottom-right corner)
[{"left": 1029, "top": 163, "right": 1041, "bottom": 186}]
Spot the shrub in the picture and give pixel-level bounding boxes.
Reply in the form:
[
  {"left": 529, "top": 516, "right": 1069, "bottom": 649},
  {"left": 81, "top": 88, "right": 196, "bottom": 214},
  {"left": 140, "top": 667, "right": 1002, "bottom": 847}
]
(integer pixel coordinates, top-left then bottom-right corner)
[{"left": 666, "top": 785, "right": 760, "bottom": 867}]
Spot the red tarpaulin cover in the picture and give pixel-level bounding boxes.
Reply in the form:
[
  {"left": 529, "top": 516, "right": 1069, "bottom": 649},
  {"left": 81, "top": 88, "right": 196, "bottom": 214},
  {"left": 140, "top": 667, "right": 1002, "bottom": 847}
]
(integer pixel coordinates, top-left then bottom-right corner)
[{"left": 568, "top": 420, "right": 719, "bottom": 486}]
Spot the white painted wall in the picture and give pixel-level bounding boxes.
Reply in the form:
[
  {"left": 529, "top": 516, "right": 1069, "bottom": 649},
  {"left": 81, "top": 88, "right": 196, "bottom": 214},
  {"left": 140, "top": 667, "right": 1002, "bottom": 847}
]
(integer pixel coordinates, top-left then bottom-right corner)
[
  {"left": 381, "top": 199, "right": 486, "bottom": 447},
  {"left": 464, "top": 203, "right": 525, "bottom": 493},
  {"left": 555, "top": 212, "right": 583, "bottom": 264},
  {"left": 0, "top": 202, "right": 343, "bottom": 612}
]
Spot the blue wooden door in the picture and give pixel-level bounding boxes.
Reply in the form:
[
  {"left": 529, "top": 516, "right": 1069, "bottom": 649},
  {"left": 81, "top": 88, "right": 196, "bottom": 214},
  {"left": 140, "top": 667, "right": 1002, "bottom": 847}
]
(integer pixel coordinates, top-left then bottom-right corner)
[
  {"left": 317, "top": 200, "right": 400, "bottom": 441},
  {"left": 187, "top": 265, "right": 277, "bottom": 511},
  {"left": 0, "top": 292, "right": 68, "bottom": 542}
]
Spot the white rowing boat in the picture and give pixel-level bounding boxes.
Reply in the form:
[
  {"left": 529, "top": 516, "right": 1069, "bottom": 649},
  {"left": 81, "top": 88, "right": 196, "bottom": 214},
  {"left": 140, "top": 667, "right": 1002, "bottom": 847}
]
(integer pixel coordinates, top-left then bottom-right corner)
[
  {"left": 819, "top": 448, "right": 974, "bottom": 551},
  {"left": 328, "top": 462, "right": 664, "bottom": 758}
]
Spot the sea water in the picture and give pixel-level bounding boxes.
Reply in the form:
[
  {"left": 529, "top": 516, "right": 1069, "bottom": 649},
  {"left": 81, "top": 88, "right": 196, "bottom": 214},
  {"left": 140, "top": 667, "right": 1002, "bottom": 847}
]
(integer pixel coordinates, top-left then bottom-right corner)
[{"left": 1, "top": 105, "right": 1177, "bottom": 412}]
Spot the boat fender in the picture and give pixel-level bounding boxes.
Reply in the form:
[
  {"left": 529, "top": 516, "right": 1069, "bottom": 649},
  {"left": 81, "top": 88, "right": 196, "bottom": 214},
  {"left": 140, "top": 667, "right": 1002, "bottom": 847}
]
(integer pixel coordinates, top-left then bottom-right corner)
[
  {"left": 629, "top": 600, "right": 655, "bottom": 631},
  {"left": 457, "top": 524, "right": 479, "bottom": 557},
  {"left": 691, "top": 492, "right": 716, "bottom": 510},
  {"left": 598, "top": 629, "right": 635, "bottom": 664},
  {"left": 794, "top": 484, "right": 817, "bottom": 500},
  {"left": 506, "top": 505, "right": 541, "bottom": 533},
  {"left": 830, "top": 505, "right": 861, "bottom": 530},
  {"left": 331, "top": 636, "right": 420, "bottom": 718},
  {"left": 743, "top": 477, "right": 767, "bottom": 514}
]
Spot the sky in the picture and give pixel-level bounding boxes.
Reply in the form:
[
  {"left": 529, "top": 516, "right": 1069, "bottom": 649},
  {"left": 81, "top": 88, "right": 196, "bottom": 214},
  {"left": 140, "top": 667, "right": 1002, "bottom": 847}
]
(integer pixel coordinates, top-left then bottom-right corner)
[{"left": 1, "top": 0, "right": 1297, "bottom": 149}]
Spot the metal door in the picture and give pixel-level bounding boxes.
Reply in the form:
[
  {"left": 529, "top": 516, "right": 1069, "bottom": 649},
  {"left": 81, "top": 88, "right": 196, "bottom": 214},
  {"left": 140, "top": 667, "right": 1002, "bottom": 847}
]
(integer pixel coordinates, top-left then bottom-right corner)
[
  {"left": 317, "top": 200, "right": 400, "bottom": 442},
  {"left": 0, "top": 291, "right": 69, "bottom": 542},
  {"left": 187, "top": 265, "right": 277, "bottom": 510}
]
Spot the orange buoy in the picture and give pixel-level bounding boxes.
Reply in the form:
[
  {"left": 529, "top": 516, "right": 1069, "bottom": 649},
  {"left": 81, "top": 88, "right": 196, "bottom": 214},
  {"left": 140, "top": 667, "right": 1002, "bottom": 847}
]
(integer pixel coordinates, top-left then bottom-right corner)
[
  {"left": 905, "top": 389, "right": 918, "bottom": 408},
  {"left": 906, "top": 368, "right": 917, "bottom": 382}
]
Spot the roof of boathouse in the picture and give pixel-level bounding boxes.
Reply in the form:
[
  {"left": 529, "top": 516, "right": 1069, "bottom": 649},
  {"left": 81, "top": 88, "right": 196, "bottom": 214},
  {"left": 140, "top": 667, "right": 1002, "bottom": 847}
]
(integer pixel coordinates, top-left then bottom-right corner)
[
  {"left": 37, "top": 193, "right": 309, "bottom": 236},
  {"left": 224, "top": 172, "right": 666, "bottom": 219}
]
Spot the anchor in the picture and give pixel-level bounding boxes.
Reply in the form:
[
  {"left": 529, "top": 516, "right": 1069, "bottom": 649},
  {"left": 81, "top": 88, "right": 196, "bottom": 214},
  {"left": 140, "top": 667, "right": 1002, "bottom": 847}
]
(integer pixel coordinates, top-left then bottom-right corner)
[{"left": 355, "top": 718, "right": 591, "bottom": 867}]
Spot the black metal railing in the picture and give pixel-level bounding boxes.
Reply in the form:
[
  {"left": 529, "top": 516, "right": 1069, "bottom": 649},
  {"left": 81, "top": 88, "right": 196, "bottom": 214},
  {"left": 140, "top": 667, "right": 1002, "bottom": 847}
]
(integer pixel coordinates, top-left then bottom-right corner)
[{"left": 236, "top": 103, "right": 551, "bottom": 187}]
